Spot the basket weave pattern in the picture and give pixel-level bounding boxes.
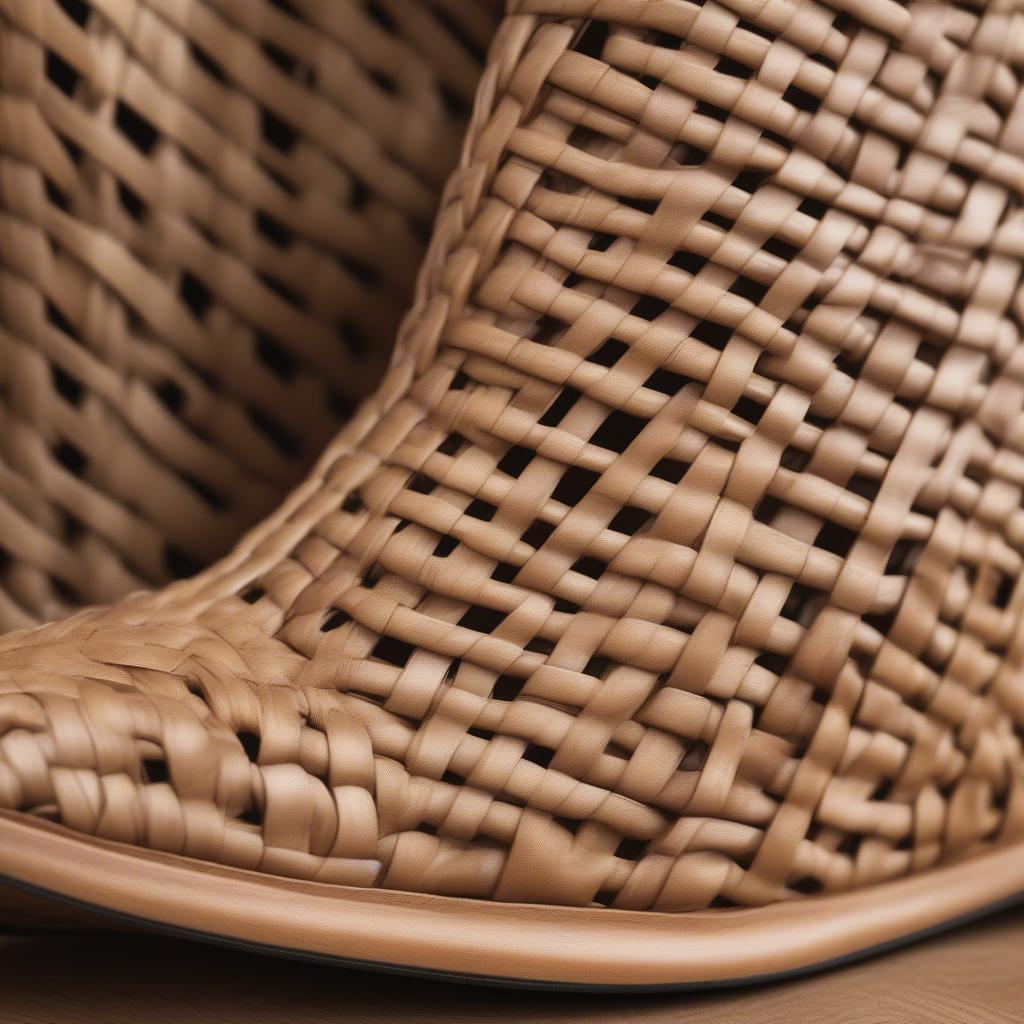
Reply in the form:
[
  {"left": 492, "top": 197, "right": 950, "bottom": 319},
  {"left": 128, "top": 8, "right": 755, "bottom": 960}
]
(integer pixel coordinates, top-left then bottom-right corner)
[
  {"left": 0, "top": 0, "right": 497, "bottom": 630},
  {"left": 1, "top": 0, "right": 1024, "bottom": 911}
]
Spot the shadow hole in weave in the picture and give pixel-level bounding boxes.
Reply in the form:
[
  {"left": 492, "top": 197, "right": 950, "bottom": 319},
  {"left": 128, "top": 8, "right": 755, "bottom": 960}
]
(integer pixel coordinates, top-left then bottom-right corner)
[
  {"left": 498, "top": 445, "right": 534, "bottom": 478},
  {"left": 321, "top": 608, "right": 351, "bottom": 632},
  {"left": 679, "top": 740, "right": 709, "bottom": 772},
  {"left": 539, "top": 386, "right": 581, "bottom": 427},
  {"left": 237, "top": 731, "right": 261, "bottom": 763},
  {"left": 993, "top": 572, "right": 1015, "bottom": 610},
  {"left": 433, "top": 534, "right": 458, "bottom": 558},
  {"left": 164, "top": 543, "right": 203, "bottom": 580},
  {"left": 49, "top": 574, "right": 81, "bottom": 606},
  {"left": 729, "top": 274, "right": 769, "bottom": 305},
  {"left": 644, "top": 367, "right": 690, "bottom": 397},
  {"left": 44, "top": 177, "right": 71, "bottom": 213},
  {"left": 438, "top": 432, "right": 466, "bottom": 456},
  {"left": 154, "top": 378, "right": 187, "bottom": 415},
  {"left": 45, "top": 299, "right": 78, "bottom": 341},
  {"left": 46, "top": 48, "right": 80, "bottom": 97},
  {"left": 630, "top": 301, "right": 671, "bottom": 329},
  {"left": 241, "top": 586, "right": 265, "bottom": 605},
  {"left": 54, "top": 440, "right": 87, "bottom": 476},
  {"left": 572, "top": 556, "right": 607, "bottom": 580},
  {"left": 589, "top": 338, "right": 627, "bottom": 367},
  {"left": 815, "top": 520, "right": 857, "bottom": 559},
  {"left": 179, "top": 271, "right": 213, "bottom": 319},
  {"left": 409, "top": 472, "right": 436, "bottom": 495},
  {"left": 261, "top": 36, "right": 299, "bottom": 77},
  {"left": 521, "top": 517, "right": 554, "bottom": 551},
  {"left": 614, "top": 838, "right": 647, "bottom": 862},
  {"left": 341, "top": 492, "right": 364, "bottom": 515},
  {"left": 552, "top": 466, "right": 599, "bottom": 506},
  {"left": 669, "top": 249, "right": 706, "bottom": 276},
  {"left": 590, "top": 409, "right": 646, "bottom": 452},
  {"left": 365, "top": 0, "right": 396, "bottom": 31},
  {"left": 371, "top": 635, "right": 414, "bottom": 668},
  {"left": 492, "top": 674, "right": 525, "bottom": 701},
  {"left": 553, "top": 814, "right": 580, "bottom": 835},
  {"left": 491, "top": 561, "right": 518, "bottom": 584},
  {"left": 116, "top": 101, "right": 160, "bottom": 155},
  {"left": 780, "top": 583, "right": 822, "bottom": 628},
  {"left": 247, "top": 406, "right": 300, "bottom": 458},
  {"left": 117, "top": 182, "right": 148, "bottom": 221},
  {"left": 255, "top": 332, "right": 299, "bottom": 380},
  {"left": 573, "top": 19, "right": 609, "bottom": 59},
  {"left": 52, "top": 364, "right": 84, "bottom": 406},
  {"left": 189, "top": 40, "right": 227, "bottom": 82},
  {"left": 255, "top": 209, "right": 295, "bottom": 248},
  {"left": 691, "top": 318, "right": 732, "bottom": 350},
  {"left": 763, "top": 235, "right": 800, "bottom": 262},
  {"left": 465, "top": 498, "right": 497, "bottom": 522},
  {"left": 525, "top": 635, "right": 555, "bottom": 657},
  {"left": 524, "top": 743, "right": 555, "bottom": 769},
  {"left": 260, "top": 107, "right": 298, "bottom": 153},
  {"left": 651, "top": 457, "right": 688, "bottom": 484},
  {"left": 142, "top": 758, "right": 170, "bottom": 785},
  {"left": 458, "top": 605, "right": 506, "bottom": 634}
]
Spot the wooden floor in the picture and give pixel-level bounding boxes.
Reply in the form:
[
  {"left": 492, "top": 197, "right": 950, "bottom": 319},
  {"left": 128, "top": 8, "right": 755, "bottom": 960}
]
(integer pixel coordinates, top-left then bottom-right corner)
[{"left": 1, "top": 906, "right": 1021, "bottom": 1023}]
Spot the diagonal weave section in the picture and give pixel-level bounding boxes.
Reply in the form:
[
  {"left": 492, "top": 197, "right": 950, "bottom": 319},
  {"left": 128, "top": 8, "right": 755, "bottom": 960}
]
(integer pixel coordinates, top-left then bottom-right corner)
[
  {"left": 2, "top": 0, "right": 1024, "bottom": 912},
  {"left": 0, "top": 0, "right": 499, "bottom": 630}
]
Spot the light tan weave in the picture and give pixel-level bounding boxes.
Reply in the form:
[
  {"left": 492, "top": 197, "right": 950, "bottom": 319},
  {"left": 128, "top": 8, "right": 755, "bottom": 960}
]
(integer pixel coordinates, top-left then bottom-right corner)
[
  {"left": 0, "top": 0, "right": 499, "bottom": 631},
  {"left": 1, "top": 0, "right": 1024, "bottom": 913}
]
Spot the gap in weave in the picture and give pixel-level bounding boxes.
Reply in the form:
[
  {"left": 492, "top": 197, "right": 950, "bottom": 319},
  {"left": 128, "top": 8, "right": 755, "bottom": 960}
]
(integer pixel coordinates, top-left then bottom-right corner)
[
  {"left": 117, "top": 183, "right": 148, "bottom": 221},
  {"left": 115, "top": 101, "right": 160, "bottom": 155},
  {"left": 608, "top": 505, "right": 653, "bottom": 536},
  {"left": 614, "top": 837, "right": 647, "bottom": 861},
  {"left": 260, "top": 107, "right": 298, "bottom": 153},
  {"left": 179, "top": 272, "right": 213, "bottom": 319},
  {"left": 237, "top": 731, "right": 261, "bottom": 762},
  {"left": 164, "top": 544, "right": 203, "bottom": 580},
  {"left": 256, "top": 333, "right": 299, "bottom": 380},
  {"left": 492, "top": 674, "right": 525, "bottom": 701},
  {"left": 247, "top": 406, "right": 300, "bottom": 458},
  {"left": 142, "top": 758, "right": 170, "bottom": 785},
  {"left": 44, "top": 177, "right": 70, "bottom": 212},
  {"left": 189, "top": 41, "right": 227, "bottom": 82},
  {"left": 255, "top": 210, "right": 295, "bottom": 248},
  {"left": 51, "top": 364, "right": 84, "bottom": 406},
  {"left": 46, "top": 50, "right": 79, "bottom": 97}
]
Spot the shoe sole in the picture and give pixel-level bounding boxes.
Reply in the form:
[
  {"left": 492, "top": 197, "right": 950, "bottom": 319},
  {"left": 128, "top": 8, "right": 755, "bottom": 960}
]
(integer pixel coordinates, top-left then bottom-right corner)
[{"left": 1, "top": 811, "right": 1021, "bottom": 991}]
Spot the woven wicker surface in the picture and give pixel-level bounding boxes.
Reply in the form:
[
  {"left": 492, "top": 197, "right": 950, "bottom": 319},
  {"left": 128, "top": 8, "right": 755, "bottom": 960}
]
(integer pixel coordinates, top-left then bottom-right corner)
[
  {"left": 2, "top": 0, "right": 1024, "bottom": 915},
  {"left": 0, "top": 0, "right": 499, "bottom": 631}
]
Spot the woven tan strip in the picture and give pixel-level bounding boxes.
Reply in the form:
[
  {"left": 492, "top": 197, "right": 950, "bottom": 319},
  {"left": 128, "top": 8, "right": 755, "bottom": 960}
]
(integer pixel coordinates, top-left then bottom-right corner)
[
  {"left": 1, "top": 0, "right": 1024, "bottom": 912},
  {"left": 0, "top": 0, "right": 500, "bottom": 630}
]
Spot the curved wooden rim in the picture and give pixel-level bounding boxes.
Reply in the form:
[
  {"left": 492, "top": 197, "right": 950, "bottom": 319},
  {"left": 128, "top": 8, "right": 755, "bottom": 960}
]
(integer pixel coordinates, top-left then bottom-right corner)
[{"left": 2, "top": 812, "right": 1022, "bottom": 988}]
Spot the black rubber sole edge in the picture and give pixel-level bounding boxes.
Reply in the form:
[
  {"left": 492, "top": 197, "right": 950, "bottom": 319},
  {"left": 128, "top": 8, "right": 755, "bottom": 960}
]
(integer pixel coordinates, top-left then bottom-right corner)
[{"left": 1, "top": 871, "right": 1021, "bottom": 994}]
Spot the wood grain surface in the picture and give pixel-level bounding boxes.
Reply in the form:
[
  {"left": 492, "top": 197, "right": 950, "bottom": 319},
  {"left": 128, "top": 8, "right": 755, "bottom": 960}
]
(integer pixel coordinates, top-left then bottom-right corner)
[{"left": 1, "top": 908, "right": 1021, "bottom": 1023}]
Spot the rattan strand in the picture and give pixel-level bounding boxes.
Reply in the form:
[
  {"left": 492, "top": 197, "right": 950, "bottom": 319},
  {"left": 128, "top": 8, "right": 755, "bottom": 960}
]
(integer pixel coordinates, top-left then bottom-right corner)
[
  {"left": 1, "top": 0, "right": 1024, "bottom": 912},
  {"left": 0, "top": 0, "right": 499, "bottom": 631}
]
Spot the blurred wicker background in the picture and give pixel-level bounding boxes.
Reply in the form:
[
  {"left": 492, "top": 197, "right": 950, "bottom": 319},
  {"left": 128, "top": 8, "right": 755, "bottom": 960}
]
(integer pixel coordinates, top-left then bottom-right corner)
[{"left": 0, "top": 0, "right": 500, "bottom": 630}]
